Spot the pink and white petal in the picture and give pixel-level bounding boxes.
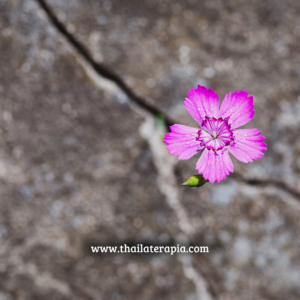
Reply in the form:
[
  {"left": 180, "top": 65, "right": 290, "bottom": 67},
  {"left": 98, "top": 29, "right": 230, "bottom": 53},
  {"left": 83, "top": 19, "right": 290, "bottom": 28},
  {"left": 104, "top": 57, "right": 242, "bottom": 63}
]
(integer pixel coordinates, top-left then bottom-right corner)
[
  {"left": 203, "top": 150, "right": 217, "bottom": 183},
  {"left": 185, "top": 85, "right": 219, "bottom": 123},
  {"left": 196, "top": 149, "right": 233, "bottom": 183},
  {"left": 227, "top": 145, "right": 254, "bottom": 163},
  {"left": 198, "top": 129, "right": 212, "bottom": 146},
  {"left": 195, "top": 148, "right": 209, "bottom": 174},
  {"left": 178, "top": 146, "right": 202, "bottom": 160},
  {"left": 215, "top": 153, "right": 225, "bottom": 183},
  {"left": 184, "top": 97, "right": 202, "bottom": 125},
  {"left": 234, "top": 129, "right": 267, "bottom": 143},
  {"left": 228, "top": 128, "right": 266, "bottom": 163},
  {"left": 164, "top": 124, "right": 202, "bottom": 160},
  {"left": 223, "top": 150, "right": 234, "bottom": 175},
  {"left": 219, "top": 91, "right": 255, "bottom": 129},
  {"left": 214, "top": 151, "right": 234, "bottom": 182}
]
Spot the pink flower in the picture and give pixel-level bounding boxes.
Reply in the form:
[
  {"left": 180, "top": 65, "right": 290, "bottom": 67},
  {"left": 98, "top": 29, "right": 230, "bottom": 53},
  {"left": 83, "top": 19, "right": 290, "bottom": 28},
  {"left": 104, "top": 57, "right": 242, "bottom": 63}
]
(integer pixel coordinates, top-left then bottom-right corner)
[{"left": 164, "top": 85, "right": 267, "bottom": 183}]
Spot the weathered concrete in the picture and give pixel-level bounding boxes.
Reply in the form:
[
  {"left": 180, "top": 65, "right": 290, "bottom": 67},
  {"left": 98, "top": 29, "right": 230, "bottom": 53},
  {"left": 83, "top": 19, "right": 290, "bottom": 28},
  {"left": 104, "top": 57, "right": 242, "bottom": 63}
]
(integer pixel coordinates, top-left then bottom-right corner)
[{"left": 0, "top": 0, "right": 300, "bottom": 299}]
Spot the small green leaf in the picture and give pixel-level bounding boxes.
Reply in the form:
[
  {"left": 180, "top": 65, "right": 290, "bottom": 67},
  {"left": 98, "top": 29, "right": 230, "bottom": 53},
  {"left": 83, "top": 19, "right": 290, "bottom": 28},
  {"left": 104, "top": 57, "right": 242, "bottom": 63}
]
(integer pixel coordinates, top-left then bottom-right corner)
[{"left": 182, "top": 174, "right": 208, "bottom": 187}]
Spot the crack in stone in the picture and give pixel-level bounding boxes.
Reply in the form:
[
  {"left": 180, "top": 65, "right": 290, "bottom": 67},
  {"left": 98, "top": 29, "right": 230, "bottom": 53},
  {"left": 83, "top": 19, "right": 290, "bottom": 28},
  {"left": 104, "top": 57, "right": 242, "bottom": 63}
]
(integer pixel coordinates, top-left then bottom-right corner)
[
  {"left": 32, "top": 3, "right": 300, "bottom": 296},
  {"left": 231, "top": 173, "right": 300, "bottom": 197},
  {"left": 140, "top": 118, "right": 194, "bottom": 236},
  {"left": 34, "top": 0, "right": 300, "bottom": 296},
  {"left": 60, "top": 33, "right": 216, "bottom": 300},
  {"left": 140, "top": 117, "right": 214, "bottom": 300},
  {"left": 35, "top": 0, "right": 300, "bottom": 205},
  {"left": 35, "top": 0, "right": 176, "bottom": 129}
]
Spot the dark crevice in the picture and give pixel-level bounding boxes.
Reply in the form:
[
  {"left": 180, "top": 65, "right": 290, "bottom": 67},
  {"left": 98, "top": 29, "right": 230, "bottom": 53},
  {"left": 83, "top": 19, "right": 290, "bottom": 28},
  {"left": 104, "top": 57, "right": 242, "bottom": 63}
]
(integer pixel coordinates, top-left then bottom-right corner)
[
  {"left": 231, "top": 172, "right": 300, "bottom": 200},
  {"left": 36, "top": 0, "right": 176, "bottom": 129},
  {"left": 35, "top": 0, "right": 300, "bottom": 204}
]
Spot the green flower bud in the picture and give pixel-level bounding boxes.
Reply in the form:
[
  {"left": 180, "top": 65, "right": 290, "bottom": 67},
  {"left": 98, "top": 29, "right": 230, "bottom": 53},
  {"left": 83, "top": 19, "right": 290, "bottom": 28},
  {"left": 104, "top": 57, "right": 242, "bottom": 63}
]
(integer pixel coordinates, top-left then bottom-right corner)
[{"left": 182, "top": 174, "right": 208, "bottom": 187}]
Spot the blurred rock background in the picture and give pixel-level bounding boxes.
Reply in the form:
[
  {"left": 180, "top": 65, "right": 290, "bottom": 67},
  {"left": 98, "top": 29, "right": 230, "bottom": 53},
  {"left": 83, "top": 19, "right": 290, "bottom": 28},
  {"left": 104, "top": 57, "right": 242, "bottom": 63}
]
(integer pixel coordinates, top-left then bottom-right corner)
[{"left": 0, "top": 0, "right": 300, "bottom": 299}]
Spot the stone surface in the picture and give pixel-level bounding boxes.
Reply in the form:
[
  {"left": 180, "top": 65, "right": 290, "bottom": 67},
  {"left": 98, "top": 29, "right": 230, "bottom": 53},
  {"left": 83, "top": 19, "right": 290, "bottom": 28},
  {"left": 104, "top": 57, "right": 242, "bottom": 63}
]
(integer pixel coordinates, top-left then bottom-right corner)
[{"left": 0, "top": 0, "right": 300, "bottom": 299}]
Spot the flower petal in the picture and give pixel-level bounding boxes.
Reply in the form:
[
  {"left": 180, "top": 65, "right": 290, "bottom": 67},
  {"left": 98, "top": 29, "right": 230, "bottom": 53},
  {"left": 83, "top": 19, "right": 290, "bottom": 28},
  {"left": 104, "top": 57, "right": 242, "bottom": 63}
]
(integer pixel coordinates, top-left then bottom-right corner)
[
  {"left": 228, "top": 129, "right": 267, "bottom": 163},
  {"left": 184, "top": 85, "right": 219, "bottom": 124},
  {"left": 223, "top": 150, "right": 234, "bottom": 175},
  {"left": 196, "top": 149, "right": 234, "bottom": 183},
  {"left": 219, "top": 90, "right": 255, "bottom": 129},
  {"left": 164, "top": 124, "right": 203, "bottom": 160},
  {"left": 195, "top": 148, "right": 209, "bottom": 174}
]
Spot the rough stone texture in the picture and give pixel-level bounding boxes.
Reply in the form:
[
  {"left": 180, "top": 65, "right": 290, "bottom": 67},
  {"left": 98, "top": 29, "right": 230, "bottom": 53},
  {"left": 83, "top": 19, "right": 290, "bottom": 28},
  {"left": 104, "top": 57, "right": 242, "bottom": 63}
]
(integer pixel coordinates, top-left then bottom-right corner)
[{"left": 1, "top": 0, "right": 300, "bottom": 299}]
